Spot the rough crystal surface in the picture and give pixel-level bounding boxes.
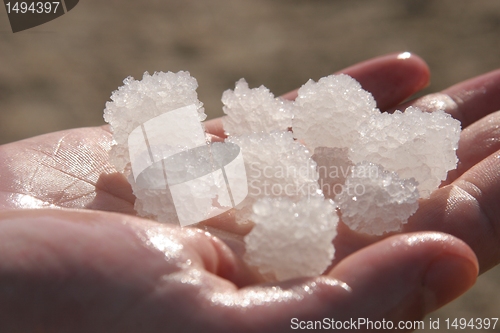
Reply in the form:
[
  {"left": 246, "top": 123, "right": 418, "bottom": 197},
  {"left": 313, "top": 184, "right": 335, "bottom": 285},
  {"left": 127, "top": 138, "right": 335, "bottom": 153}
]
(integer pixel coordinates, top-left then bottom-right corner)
[
  {"left": 349, "top": 107, "right": 461, "bottom": 197},
  {"left": 104, "top": 71, "right": 206, "bottom": 172},
  {"left": 244, "top": 196, "right": 338, "bottom": 280},
  {"left": 335, "top": 162, "right": 419, "bottom": 235},
  {"left": 222, "top": 79, "right": 293, "bottom": 136},
  {"left": 226, "top": 131, "right": 321, "bottom": 222},
  {"left": 292, "top": 74, "right": 377, "bottom": 150},
  {"left": 104, "top": 71, "right": 208, "bottom": 222}
]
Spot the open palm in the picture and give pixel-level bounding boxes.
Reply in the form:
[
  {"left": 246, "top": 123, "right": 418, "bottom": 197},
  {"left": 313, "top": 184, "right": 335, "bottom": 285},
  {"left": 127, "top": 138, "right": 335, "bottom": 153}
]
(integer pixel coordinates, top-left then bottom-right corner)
[{"left": 1, "top": 53, "right": 499, "bottom": 332}]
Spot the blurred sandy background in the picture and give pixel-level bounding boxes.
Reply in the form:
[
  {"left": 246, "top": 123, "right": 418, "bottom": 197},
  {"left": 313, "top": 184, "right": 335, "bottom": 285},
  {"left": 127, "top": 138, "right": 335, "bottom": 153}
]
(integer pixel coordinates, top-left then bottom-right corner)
[{"left": 1, "top": 0, "right": 500, "bottom": 331}]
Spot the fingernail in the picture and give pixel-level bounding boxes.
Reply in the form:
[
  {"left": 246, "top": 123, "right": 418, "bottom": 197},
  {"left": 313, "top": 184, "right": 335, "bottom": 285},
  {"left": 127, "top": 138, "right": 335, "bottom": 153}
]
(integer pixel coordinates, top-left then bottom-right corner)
[{"left": 423, "top": 255, "right": 477, "bottom": 313}]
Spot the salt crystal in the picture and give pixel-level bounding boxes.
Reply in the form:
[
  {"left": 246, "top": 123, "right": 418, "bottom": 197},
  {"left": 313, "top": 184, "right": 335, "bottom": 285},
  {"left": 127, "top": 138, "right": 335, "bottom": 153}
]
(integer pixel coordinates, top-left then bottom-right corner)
[
  {"left": 104, "top": 72, "right": 249, "bottom": 225},
  {"left": 104, "top": 71, "right": 206, "bottom": 172},
  {"left": 222, "top": 79, "right": 293, "bottom": 136},
  {"left": 292, "top": 74, "right": 378, "bottom": 151},
  {"left": 349, "top": 107, "right": 461, "bottom": 197},
  {"left": 244, "top": 196, "right": 338, "bottom": 280},
  {"left": 335, "top": 162, "right": 419, "bottom": 235},
  {"left": 226, "top": 131, "right": 321, "bottom": 222}
]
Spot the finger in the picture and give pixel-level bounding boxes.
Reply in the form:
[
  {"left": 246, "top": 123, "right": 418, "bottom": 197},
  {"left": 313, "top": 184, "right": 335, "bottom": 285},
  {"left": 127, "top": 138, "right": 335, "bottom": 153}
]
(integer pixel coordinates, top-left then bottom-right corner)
[
  {"left": 328, "top": 232, "right": 477, "bottom": 323},
  {"left": 392, "top": 69, "right": 500, "bottom": 128},
  {"left": 404, "top": 149, "right": 500, "bottom": 273},
  {"left": 445, "top": 110, "right": 500, "bottom": 183},
  {"left": 205, "top": 232, "right": 476, "bottom": 333},
  {"left": 282, "top": 52, "right": 430, "bottom": 109},
  {"left": 204, "top": 52, "right": 430, "bottom": 137}
]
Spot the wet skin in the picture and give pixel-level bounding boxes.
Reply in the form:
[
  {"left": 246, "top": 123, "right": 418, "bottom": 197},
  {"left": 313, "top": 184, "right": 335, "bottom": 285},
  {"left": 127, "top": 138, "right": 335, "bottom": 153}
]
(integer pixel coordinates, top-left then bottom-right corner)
[{"left": 1, "top": 52, "right": 500, "bottom": 332}]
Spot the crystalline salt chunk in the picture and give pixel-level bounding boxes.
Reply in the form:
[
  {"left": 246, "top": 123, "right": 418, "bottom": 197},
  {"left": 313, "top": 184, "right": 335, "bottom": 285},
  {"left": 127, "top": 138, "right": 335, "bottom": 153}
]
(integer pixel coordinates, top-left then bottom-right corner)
[
  {"left": 104, "top": 71, "right": 206, "bottom": 172},
  {"left": 244, "top": 196, "right": 338, "bottom": 281},
  {"left": 292, "top": 74, "right": 378, "bottom": 151},
  {"left": 335, "top": 161, "right": 419, "bottom": 235},
  {"left": 226, "top": 131, "right": 321, "bottom": 222},
  {"left": 349, "top": 107, "right": 461, "bottom": 197},
  {"left": 222, "top": 79, "right": 293, "bottom": 136},
  {"left": 104, "top": 71, "right": 212, "bottom": 223}
]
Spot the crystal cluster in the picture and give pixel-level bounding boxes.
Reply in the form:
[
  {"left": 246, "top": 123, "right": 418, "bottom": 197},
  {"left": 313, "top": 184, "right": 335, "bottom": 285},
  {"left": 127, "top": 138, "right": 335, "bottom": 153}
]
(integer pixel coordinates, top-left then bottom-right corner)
[
  {"left": 104, "top": 70, "right": 461, "bottom": 281},
  {"left": 226, "top": 131, "right": 320, "bottom": 222},
  {"left": 222, "top": 80, "right": 339, "bottom": 280},
  {"left": 335, "top": 162, "right": 419, "bottom": 235},
  {"left": 293, "top": 75, "right": 377, "bottom": 150},
  {"left": 350, "top": 107, "right": 460, "bottom": 197},
  {"left": 244, "top": 196, "right": 338, "bottom": 281},
  {"left": 103, "top": 71, "right": 206, "bottom": 172},
  {"left": 224, "top": 75, "right": 460, "bottom": 241},
  {"left": 222, "top": 79, "right": 293, "bottom": 136},
  {"left": 104, "top": 72, "right": 209, "bottom": 223}
]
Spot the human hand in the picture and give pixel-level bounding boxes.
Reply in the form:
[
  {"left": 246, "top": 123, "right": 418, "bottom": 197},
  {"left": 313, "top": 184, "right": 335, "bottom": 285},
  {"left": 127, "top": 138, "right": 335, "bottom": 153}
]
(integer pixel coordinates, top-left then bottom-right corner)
[
  {"left": 0, "top": 52, "right": 498, "bottom": 332},
  {"left": 205, "top": 53, "right": 500, "bottom": 274}
]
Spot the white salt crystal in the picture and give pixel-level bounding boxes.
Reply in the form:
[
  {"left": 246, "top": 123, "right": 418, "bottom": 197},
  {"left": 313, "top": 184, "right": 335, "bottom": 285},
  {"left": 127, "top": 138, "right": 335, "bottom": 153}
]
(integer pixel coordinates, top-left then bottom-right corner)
[
  {"left": 226, "top": 131, "right": 321, "bottom": 222},
  {"left": 349, "top": 107, "right": 461, "bottom": 197},
  {"left": 291, "top": 74, "right": 460, "bottom": 200},
  {"left": 104, "top": 71, "right": 206, "bottom": 172},
  {"left": 104, "top": 71, "right": 210, "bottom": 223},
  {"left": 335, "top": 162, "right": 419, "bottom": 235},
  {"left": 244, "top": 196, "right": 338, "bottom": 281},
  {"left": 222, "top": 79, "right": 293, "bottom": 136},
  {"left": 292, "top": 74, "right": 378, "bottom": 150}
]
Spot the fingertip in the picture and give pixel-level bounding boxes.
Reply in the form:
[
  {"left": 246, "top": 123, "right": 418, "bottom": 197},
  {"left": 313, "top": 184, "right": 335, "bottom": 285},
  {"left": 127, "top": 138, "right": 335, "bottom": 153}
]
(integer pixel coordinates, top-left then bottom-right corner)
[
  {"left": 423, "top": 251, "right": 478, "bottom": 313},
  {"left": 339, "top": 51, "right": 430, "bottom": 110},
  {"left": 282, "top": 52, "right": 431, "bottom": 107},
  {"left": 397, "top": 51, "right": 431, "bottom": 90},
  {"left": 328, "top": 232, "right": 478, "bottom": 321}
]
